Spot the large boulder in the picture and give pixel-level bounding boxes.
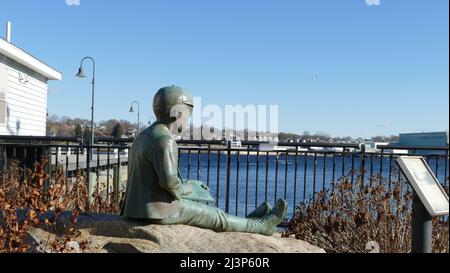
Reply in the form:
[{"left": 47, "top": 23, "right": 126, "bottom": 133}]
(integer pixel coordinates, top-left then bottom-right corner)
[{"left": 27, "top": 213, "right": 325, "bottom": 253}]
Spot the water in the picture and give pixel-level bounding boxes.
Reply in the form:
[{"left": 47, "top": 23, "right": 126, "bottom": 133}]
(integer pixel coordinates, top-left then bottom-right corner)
[{"left": 179, "top": 152, "right": 449, "bottom": 219}]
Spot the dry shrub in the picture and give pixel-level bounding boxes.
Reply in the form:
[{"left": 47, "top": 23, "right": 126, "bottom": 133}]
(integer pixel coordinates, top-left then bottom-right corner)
[
  {"left": 60, "top": 170, "right": 123, "bottom": 215},
  {"left": 1, "top": 159, "right": 93, "bottom": 253},
  {"left": 90, "top": 188, "right": 123, "bottom": 215},
  {"left": 285, "top": 173, "right": 449, "bottom": 253}
]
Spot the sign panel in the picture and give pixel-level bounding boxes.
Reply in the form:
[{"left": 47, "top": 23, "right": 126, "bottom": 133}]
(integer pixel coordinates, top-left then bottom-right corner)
[{"left": 397, "top": 156, "right": 449, "bottom": 216}]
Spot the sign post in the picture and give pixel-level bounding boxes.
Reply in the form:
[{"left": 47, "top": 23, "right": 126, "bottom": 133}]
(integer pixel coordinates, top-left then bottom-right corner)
[
  {"left": 412, "top": 193, "right": 433, "bottom": 253},
  {"left": 396, "top": 156, "right": 449, "bottom": 253}
]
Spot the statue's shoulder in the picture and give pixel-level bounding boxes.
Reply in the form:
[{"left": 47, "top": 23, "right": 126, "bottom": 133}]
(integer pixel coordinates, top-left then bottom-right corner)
[
  {"left": 133, "top": 125, "right": 176, "bottom": 153},
  {"left": 152, "top": 135, "right": 177, "bottom": 149},
  {"left": 147, "top": 127, "right": 177, "bottom": 150}
]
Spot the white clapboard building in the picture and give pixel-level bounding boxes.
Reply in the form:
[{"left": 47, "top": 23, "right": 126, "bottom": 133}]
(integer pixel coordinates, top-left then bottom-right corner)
[{"left": 0, "top": 22, "right": 62, "bottom": 136}]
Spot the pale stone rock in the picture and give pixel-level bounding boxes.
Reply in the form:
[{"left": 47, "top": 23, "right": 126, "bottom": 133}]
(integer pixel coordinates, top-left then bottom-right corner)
[{"left": 27, "top": 213, "right": 325, "bottom": 253}]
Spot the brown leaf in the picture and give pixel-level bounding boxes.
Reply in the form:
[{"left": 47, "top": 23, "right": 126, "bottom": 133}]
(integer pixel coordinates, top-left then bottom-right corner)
[
  {"left": 39, "top": 205, "right": 48, "bottom": 213},
  {"left": 29, "top": 210, "right": 37, "bottom": 219}
]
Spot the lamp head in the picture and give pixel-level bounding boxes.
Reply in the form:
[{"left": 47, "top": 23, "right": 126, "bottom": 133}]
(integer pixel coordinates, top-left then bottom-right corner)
[
  {"left": 75, "top": 67, "right": 86, "bottom": 78},
  {"left": 129, "top": 106, "right": 134, "bottom": 113}
]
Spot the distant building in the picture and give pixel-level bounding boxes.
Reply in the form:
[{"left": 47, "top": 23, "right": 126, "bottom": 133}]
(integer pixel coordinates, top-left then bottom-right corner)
[
  {"left": 360, "top": 141, "right": 389, "bottom": 153},
  {"left": 0, "top": 22, "right": 62, "bottom": 136},
  {"left": 391, "top": 131, "right": 449, "bottom": 155},
  {"left": 231, "top": 140, "right": 242, "bottom": 148}
]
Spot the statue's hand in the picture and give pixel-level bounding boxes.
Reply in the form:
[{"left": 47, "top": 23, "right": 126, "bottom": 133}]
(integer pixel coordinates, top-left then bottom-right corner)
[
  {"left": 181, "top": 182, "right": 194, "bottom": 197},
  {"left": 179, "top": 180, "right": 215, "bottom": 203}
]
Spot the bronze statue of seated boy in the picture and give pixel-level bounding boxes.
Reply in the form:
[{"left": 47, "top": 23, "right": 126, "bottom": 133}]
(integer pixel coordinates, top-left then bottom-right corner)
[{"left": 121, "top": 86, "right": 287, "bottom": 236}]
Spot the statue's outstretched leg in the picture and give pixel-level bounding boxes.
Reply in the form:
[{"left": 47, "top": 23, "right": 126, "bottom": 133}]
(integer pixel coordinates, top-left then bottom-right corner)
[{"left": 159, "top": 199, "right": 287, "bottom": 236}]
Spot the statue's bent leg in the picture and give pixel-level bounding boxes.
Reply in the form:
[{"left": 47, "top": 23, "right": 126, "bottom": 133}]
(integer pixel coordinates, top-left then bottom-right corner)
[{"left": 160, "top": 199, "right": 287, "bottom": 236}]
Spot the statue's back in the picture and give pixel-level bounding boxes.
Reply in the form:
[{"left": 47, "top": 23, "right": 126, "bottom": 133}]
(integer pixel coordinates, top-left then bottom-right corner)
[{"left": 122, "top": 123, "right": 179, "bottom": 220}]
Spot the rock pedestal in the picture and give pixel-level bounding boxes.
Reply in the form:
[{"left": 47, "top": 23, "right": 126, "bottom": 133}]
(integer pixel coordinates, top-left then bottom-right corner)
[{"left": 27, "top": 213, "right": 325, "bottom": 253}]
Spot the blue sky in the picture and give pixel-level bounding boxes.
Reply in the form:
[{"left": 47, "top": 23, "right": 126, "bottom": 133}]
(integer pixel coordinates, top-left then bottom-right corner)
[{"left": 1, "top": 0, "right": 448, "bottom": 138}]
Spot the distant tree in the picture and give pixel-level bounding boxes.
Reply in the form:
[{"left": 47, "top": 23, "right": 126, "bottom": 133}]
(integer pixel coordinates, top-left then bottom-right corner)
[
  {"left": 118, "top": 120, "right": 134, "bottom": 136},
  {"left": 99, "top": 119, "right": 119, "bottom": 133},
  {"left": 387, "top": 135, "right": 400, "bottom": 143},
  {"left": 371, "top": 135, "right": 399, "bottom": 143},
  {"left": 83, "top": 127, "right": 92, "bottom": 143},
  {"left": 48, "top": 114, "right": 59, "bottom": 123},
  {"left": 372, "top": 136, "right": 386, "bottom": 142},
  {"left": 278, "top": 132, "right": 302, "bottom": 142},
  {"left": 341, "top": 136, "right": 352, "bottom": 143},
  {"left": 314, "top": 131, "right": 331, "bottom": 141},
  {"left": 59, "top": 116, "right": 71, "bottom": 124},
  {"left": 111, "top": 123, "right": 124, "bottom": 138},
  {"left": 74, "top": 123, "right": 83, "bottom": 138},
  {"left": 95, "top": 130, "right": 109, "bottom": 138},
  {"left": 72, "top": 118, "right": 89, "bottom": 127}
]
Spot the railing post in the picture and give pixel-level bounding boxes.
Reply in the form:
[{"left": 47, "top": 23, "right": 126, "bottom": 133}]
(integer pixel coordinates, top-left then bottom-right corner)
[
  {"left": 360, "top": 144, "right": 366, "bottom": 188},
  {"left": 106, "top": 143, "right": 111, "bottom": 201},
  {"left": 86, "top": 144, "right": 91, "bottom": 205},
  {"left": 225, "top": 140, "right": 231, "bottom": 213},
  {"left": 65, "top": 141, "right": 69, "bottom": 186},
  {"left": 380, "top": 148, "right": 384, "bottom": 176},
  {"left": 45, "top": 147, "right": 51, "bottom": 190},
  {"left": 116, "top": 147, "right": 122, "bottom": 193}
]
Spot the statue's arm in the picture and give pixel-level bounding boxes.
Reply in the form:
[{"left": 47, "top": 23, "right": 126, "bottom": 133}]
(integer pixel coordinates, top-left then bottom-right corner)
[{"left": 152, "top": 138, "right": 183, "bottom": 200}]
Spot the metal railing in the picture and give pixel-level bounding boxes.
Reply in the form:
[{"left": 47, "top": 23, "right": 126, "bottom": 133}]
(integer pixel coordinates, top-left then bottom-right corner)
[
  {"left": 1, "top": 136, "right": 449, "bottom": 219},
  {"left": 176, "top": 140, "right": 449, "bottom": 218}
]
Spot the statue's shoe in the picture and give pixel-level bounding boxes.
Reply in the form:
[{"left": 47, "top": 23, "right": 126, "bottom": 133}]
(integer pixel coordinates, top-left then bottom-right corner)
[
  {"left": 246, "top": 202, "right": 272, "bottom": 218},
  {"left": 261, "top": 199, "right": 288, "bottom": 235},
  {"left": 273, "top": 199, "right": 288, "bottom": 220},
  {"left": 246, "top": 199, "right": 288, "bottom": 236}
]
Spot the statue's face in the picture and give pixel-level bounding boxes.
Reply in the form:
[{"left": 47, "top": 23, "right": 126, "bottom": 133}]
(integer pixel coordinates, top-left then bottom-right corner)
[{"left": 169, "top": 103, "right": 193, "bottom": 135}]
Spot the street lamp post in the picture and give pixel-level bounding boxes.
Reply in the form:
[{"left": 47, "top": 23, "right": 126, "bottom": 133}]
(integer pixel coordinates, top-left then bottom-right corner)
[
  {"left": 129, "top": 101, "right": 140, "bottom": 135},
  {"left": 75, "top": 57, "right": 96, "bottom": 146},
  {"left": 75, "top": 57, "right": 96, "bottom": 203}
]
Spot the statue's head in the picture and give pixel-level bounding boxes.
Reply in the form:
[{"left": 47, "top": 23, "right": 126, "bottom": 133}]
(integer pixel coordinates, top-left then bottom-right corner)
[{"left": 153, "top": 85, "right": 194, "bottom": 132}]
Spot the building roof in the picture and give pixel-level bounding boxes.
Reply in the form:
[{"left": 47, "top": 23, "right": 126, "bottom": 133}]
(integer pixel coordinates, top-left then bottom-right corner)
[
  {"left": 0, "top": 37, "right": 62, "bottom": 81},
  {"left": 400, "top": 131, "right": 448, "bottom": 137}
]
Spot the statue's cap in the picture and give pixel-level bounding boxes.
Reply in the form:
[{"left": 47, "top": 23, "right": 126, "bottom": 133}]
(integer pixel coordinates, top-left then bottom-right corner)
[
  {"left": 153, "top": 85, "right": 194, "bottom": 123},
  {"left": 154, "top": 85, "right": 193, "bottom": 107}
]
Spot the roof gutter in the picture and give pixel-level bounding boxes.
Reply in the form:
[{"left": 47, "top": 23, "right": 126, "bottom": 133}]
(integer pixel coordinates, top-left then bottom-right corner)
[{"left": 0, "top": 37, "right": 62, "bottom": 81}]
